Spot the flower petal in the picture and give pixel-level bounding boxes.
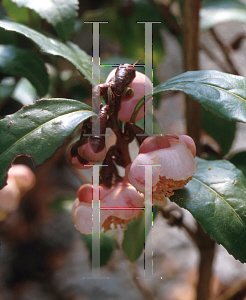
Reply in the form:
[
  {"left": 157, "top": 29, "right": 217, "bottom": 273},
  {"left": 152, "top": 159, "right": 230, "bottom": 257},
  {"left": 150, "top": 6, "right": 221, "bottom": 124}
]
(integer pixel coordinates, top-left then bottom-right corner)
[
  {"left": 102, "top": 182, "right": 144, "bottom": 219},
  {"left": 158, "top": 142, "right": 197, "bottom": 181},
  {"left": 72, "top": 198, "right": 110, "bottom": 234},
  {"left": 127, "top": 153, "right": 161, "bottom": 193}
]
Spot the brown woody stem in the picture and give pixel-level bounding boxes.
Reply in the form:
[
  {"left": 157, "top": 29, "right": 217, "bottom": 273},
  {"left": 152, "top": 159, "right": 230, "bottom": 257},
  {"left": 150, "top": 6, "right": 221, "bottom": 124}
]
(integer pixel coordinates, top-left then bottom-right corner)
[
  {"left": 182, "top": 0, "right": 201, "bottom": 156},
  {"left": 124, "top": 122, "right": 149, "bottom": 145}
]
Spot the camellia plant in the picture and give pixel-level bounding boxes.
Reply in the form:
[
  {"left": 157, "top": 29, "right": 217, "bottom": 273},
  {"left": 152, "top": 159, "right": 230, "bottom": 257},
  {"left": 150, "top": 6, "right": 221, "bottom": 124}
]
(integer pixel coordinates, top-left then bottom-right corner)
[{"left": 2, "top": 0, "right": 246, "bottom": 299}]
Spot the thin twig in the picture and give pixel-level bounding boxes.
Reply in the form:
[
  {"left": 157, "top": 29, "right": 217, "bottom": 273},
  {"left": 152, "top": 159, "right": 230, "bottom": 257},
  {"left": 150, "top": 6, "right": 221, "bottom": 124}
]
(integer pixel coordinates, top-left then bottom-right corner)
[
  {"left": 215, "top": 279, "right": 246, "bottom": 300},
  {"left": 130, "top": 262, "right": 156, "bottom": 300},
  {"left": 148, "top": 0, "right": 181, "bottom": 38},
  {"left": 209, "top": 28, "right": 239, "bottom": 75},
  {"left": 195, "top": 221, "right": 216, "bottom": 300},
  {"left": 115, "top": 241, "right": 155, "bottom": 300},
  {"left": 200, "top": 42, "right": 232, "bottom": 73}
]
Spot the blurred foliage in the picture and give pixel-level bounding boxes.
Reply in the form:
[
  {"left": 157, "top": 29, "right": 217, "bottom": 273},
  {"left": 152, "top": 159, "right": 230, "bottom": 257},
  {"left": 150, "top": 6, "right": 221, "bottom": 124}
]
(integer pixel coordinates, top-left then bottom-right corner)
[{"left": 81, "top": 232, "right": 116, "bottom": 267}]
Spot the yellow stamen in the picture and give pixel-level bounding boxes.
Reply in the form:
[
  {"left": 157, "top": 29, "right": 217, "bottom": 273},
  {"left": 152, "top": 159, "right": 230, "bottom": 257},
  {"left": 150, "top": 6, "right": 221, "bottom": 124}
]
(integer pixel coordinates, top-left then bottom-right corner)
[
  {"left": 153, "top": 175, "right": 192, "bottom": 199},
  {"left": 102, "top": 211, "right": 143, "bottom": 232}
]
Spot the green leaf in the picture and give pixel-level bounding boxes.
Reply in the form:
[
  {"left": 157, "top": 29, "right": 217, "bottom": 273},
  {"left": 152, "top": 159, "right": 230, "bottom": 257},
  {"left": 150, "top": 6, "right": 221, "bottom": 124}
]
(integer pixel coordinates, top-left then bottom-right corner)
[
  {"left": 122, "top": 206, "right": 159, "bottom": 262},
  {"left": 152, "top": 70, "right": 246, "bottom": 123},
  {"left": 200, "top": 0, "right": 246, "bottom": 31},
  {"left": 0, "top": 20, "right": 94, "bottom": 84},
  {"left": 0, "top": 78, "right": 15, "bottom": 101},
  {"left": 81, "top": 232, "right": 116, "bottom": 267},
  {"left": 12, "top": 78, "right": 38, "bottom": 105},
  {"left": 3, "top": 0, "right": 32, "bottom": 24},
  {"left": 201, "top": 107, "right": 236, "bottom": 156},
  {"left": 12, "top": 0, "right": 79, "bottom": 41},
  {"left": 171, "top": 157, "right": 246, "bottom": 263},
  {"left": 0, "top": 45, "right": 49, "bottom": 96},
  {"left": 84, "top": 0, "right": 165, "bottom": 65},
  {"left": 230, "top": 151, "right": 246, "bottom": 178},
  {"left": 50, "top": 195, "right": 75, "bottom": 212},
  {"left": 0, "top": 98, "right": 95, "bottom": 188}
]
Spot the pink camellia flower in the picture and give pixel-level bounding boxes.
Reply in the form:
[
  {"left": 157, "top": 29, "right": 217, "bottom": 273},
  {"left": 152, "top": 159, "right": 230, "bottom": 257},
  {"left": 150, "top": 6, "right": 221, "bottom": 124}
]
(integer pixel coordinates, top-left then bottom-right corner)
[
  {"left": 127, "top": 135, "right": 197, "bottom": 202},
  {"left": 72, "top": 180, "right": 144, "bottom": 234},
  {"left": 106, "top": 69, "right": 152, "bottom": 122}
]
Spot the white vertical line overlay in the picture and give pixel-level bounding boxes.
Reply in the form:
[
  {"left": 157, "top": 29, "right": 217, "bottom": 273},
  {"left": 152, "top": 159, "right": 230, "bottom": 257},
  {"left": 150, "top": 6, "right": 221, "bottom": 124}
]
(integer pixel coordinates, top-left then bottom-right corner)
[
  {"left": 137, "top": 21, "right": 161, "bottom": 135},
  {"left": 83, "top": 164, "right": 109, "bottom": 280},
  {"left": 84, "top": 22, "right": 108, "bottom": 136},
  {"left": 136, "top": 164, "right": 162, "bottom": 280},
  {"left": 92, "top": 164, "right": 100, "bottom": 277}
]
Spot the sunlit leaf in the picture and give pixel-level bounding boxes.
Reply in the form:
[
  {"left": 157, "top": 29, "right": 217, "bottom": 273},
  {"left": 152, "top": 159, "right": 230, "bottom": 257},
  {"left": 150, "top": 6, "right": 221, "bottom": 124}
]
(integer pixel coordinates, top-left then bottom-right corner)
[
  {"left": 12, "top": 0, "right": 79, "bottom": 41},
  {"left": 200, "top": 0, "right": 246, "bottom": 31},
  {"left": 0, "top": 20, "right": 94, "bottom": 84},
  {"left": 0, "top": 78, "right": 15, "bottom": 102},
  {"left": 152, "top": 70, "right": 246, "bottom": 123}
]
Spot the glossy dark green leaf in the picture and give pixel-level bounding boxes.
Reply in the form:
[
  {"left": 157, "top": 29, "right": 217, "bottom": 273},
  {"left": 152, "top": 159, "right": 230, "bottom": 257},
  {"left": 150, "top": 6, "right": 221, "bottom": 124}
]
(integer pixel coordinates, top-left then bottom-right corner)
[
  {"left": 0, "top": 20, "right": 94, "bottom": 84},
  {"left": 201, "top": 107, "right": 236, "bottom": 155},
  {"left": 171, "top": 157, "right": 246, "bottom": 263},
  {"left": 230, "top": 151, "right": 246, "bottom": 178},
  {"left": 0, "top": 98, "right": 95, "bottom": 188},
  {"left": 13, "top": 0, "right": 79, "bottom": 41},
  {"left": 153, "top": 70, "right": 246, "bottom": 123},
  {"left": 122, "top": 206, "right": 159, "bottom": 262},
  {"left": 0, "top": 45, "right": 49, "bottom": 96},
  {"left": 81, "top": 233, "right": 116, "bottom": 267},
  {"left": 200, "top": 0, "right": 246, "bottom": 31}
]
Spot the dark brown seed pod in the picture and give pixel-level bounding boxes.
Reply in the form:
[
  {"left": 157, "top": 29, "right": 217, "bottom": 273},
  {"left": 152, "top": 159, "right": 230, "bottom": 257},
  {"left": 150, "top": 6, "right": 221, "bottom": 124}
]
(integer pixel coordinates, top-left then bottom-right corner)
[
  {"left": 124, "top": 122, "right": 149, "bottom": 145},
  {"left": 89, "top": 136, "right": 105, "bottom": 153},
  {"left": 100, "top": 145, "right": 122, "bottom": 188},
  {"left": 88, "top": 104, "right": 108, "bottom": 153},
  {"left": 114, "top": 64, "right": 136, "bottom": 97},
  {"left": 67, "top": 142, "right": 93, "bottom": 170}
]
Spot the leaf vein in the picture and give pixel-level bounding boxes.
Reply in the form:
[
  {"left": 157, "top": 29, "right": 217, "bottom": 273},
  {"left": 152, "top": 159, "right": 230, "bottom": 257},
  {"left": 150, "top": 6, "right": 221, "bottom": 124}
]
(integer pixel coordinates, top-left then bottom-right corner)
[
  {"left": 199, "top": 83, "right": 246, "bottom": 102},
  {"left": 0, "top": 109, "right": 93, "bottom": 160},
  {"left": 192, "top": 177, "right": 246, "bottom": 228}
]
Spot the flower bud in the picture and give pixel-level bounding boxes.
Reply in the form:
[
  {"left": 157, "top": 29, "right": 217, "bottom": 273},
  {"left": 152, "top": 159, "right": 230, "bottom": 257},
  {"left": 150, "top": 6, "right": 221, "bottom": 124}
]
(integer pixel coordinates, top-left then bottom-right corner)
[
  {"left": 72, "top": 184, "right": 110, "bottom": 234},
  {"left": 67, "top": 143, "right": 94, "bottom": 170},
  {"left": 77, "top": 138, "right": 106, "bottom": 163},
  {"left": 106, "top": 69, "right": 152, "bottom": 122},
  {"left": 101, "top": 181, "right": 144, "bottom": 220}
]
